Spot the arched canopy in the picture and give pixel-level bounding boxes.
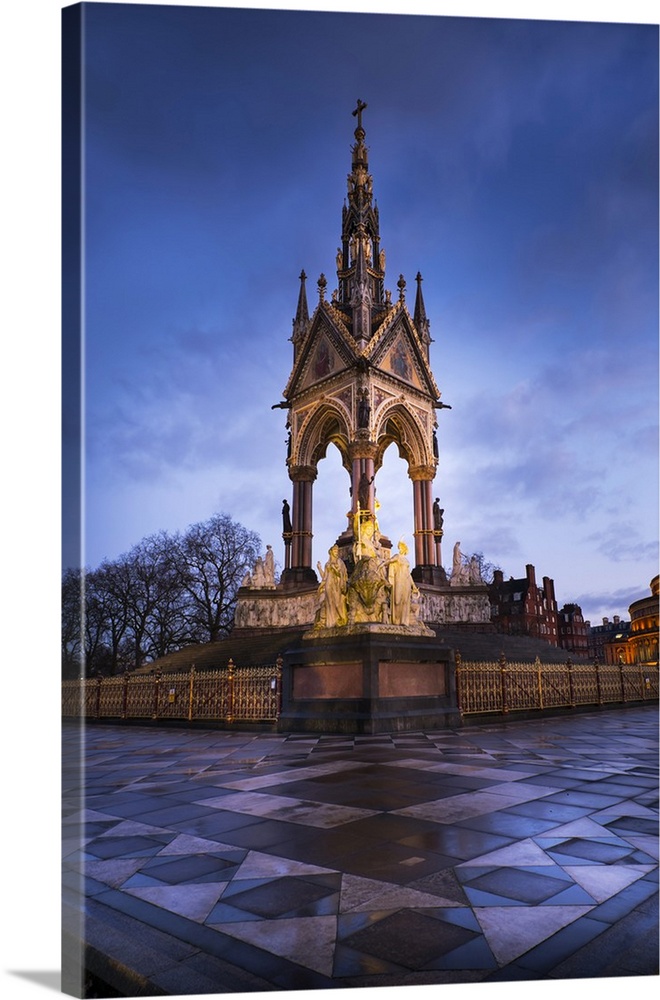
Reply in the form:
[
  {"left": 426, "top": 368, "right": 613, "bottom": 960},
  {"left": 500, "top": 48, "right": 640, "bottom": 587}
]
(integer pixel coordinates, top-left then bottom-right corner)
[
  {"left": 295, "top": 401, "right": 351, "bottom": 472},
  {"left": 374, "top": 401, "right": 432, "bottom": 473}
]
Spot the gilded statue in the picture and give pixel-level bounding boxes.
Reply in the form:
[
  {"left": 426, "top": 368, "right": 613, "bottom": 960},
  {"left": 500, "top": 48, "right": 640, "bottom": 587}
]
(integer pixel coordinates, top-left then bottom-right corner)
[
  {"left": 384, "top": 541, "right": 417, "bottom": 626},
  {"left": 316, "top": 545, "right": 348, "bottom": 627}
]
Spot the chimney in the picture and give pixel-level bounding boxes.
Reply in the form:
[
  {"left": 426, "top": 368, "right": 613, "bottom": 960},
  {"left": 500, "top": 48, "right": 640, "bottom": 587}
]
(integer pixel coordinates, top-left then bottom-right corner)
[
  {"left": 526, "top": 564, "right": 536, "bottom": 587},
  {"left": 543, "top": 576, "right": 555, "bottom": 605},
  {"left": 613, "top": 615, "right": 620, "bottom": 624},
  {"left": 602, "top": 617, "right": 609, "bottom": 625},
  {"left": 493, "top": 569, "right": 504, "bottom": 585}
]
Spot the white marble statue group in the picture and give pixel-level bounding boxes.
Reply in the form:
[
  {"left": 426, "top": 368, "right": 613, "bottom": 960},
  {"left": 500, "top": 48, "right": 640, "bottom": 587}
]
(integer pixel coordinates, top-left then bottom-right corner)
[
  {"left": 450, "top": 541, "right": 483, "bottom": 587},
  {"left": 241, "top": 544, "right": 277, "bottom": 589},
  {"left": 315, "top": 517, "right": 422, "bottom": 630}
]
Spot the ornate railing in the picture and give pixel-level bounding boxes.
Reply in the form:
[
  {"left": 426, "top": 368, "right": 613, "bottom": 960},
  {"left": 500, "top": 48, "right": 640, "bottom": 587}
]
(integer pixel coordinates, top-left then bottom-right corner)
[
  {"left": 62, "top": 654, "right": 659, "bottom": 724},
  {"left": 62, "top": 658, "right": 283, "bottom": 723},
  {"left": 455, "top": 654, "right": 659, "bottom": 716}
]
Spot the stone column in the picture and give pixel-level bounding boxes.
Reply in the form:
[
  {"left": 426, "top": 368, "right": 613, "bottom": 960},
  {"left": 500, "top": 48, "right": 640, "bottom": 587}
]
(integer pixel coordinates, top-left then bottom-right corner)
[
  {"left": 283, "top": 465, "right": 318, "bottom": 586},
  {"left": 409, "top": 465, "right": 445, "bottom": 584}
]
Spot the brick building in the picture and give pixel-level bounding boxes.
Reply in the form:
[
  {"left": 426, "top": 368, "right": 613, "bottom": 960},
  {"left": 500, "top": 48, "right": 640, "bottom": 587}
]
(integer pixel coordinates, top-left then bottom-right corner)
[
  {"left": 557, "top": 603, "right": 589, "bottom": 656},
  {"left": 489, "top": 565, "right": 559, "bottom": 645},
  {"left": 586, "top": 616, "right": 630, "bottom": 662}
]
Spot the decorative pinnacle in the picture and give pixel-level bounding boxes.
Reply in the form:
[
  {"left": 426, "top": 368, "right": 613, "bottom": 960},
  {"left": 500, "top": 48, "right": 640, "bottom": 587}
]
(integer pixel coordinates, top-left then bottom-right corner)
[
  {"left": 317, "top": 273, "right": 327, "bottom": 300},
  {"left": 397, "top": 274, "right": 406, "bottom": 301}
]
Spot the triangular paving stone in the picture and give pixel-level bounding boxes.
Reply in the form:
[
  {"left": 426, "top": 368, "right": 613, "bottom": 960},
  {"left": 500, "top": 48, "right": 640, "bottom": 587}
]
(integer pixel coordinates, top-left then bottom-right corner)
[
  {"left": 540, "top": 817, "right": 620, "bottom": 839},
  {"left": 76, "top": 809, "right": 121, "bottom": 823},
  {"left": 234, "top": 850, "right": 336, "bottom": 880},
  {"left": 623, "top": 834, "right": 659, "bottom": 860},
  {"left": 408, "top": 868, "right": 469, "bottom": 905},
  {"left": 339, "top": 874, "right": 463, "bottom": 912},
  {"left": 593, "top": 801, "right": 658, "bottom": 821},
  {"left": 458, "top": 838, "right": 555, "bottom": 868},
  {"left": 83, "top": 858, "right": 145, "bottom": 888},
  {"left": 340, "top": 874, "right": 394, "bottom": 912},
  {"left": 218, "top": 915, "right": 337, "bottom": 977},
  {"left": 157, "top": 833, "right": 244, "bottom": 856},
  {"left": 125, "top": 882, "right": 227, "bottom": 922},
  {"left": 98, "top": 819, "right": 170, "bottom": 838},
  {"left": 562, "top": 865, "right": 655, "bottom": 903},
  {"left": 474, "top": 905, "right": 594, "bottom": 965}
]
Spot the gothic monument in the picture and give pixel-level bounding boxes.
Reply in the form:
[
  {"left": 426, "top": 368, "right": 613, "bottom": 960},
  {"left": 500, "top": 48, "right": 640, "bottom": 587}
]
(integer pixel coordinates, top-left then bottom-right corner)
[{"left": 234, "top": 102, "right": 490, "bottom": 731}]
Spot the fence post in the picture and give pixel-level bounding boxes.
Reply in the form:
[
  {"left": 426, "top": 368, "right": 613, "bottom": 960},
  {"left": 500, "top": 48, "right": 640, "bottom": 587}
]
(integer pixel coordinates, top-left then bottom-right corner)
[
  {"left": 619, "top": 660, "right": 626, "bottom": 703},
  {"left": 567, "top": 658, "right": 575, "bottom": 707},
  {"left": 455, "top": 650, "right": 463, "bottom": 715},
  {"left": 189, "top": 665, "right": 196, "bottom": 721},
  {"left": 95, "top": 676, "right": 102, "bottom": 719},
  {"left": 153, "top": 669, "right": 161, "bottom": 719},
  {"left": 122, "top": 673, "right": 128, "bottom": 719},
  {"left": 638, "top": 664, "right": 646, "bottom": 701},
  {"left": 499, "top": 653, "right": 508, "bottom": 714},
  {"left": 227, "top": 658, "right": 235, "bottom": 723},
  {"left": 536, "top": 656, "right": 544, "bottom": 710},
  {"left": 594, "top": 659, "right": 602, "bottom": 705},
  {"left": 276, "top": 656, "right": 283, "bottom": 719}
]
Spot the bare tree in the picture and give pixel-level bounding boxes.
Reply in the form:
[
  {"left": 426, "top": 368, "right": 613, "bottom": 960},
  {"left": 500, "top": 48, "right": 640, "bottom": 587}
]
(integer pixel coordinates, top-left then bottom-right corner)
[
  {"left": 141, "top": 532, "right": 193, "bottom": 660},
  {"left": 469, "top": 551, "right": 501, "bottom": 585},
  {"left": 63, "top": 512, "right": 261, "bottom": 673},
  {"left": 174, "top": 513, "right": 260, "bottom": 643}
]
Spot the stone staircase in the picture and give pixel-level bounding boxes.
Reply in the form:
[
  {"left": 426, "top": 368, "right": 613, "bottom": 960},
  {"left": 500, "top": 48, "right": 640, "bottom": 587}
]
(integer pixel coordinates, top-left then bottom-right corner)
[
  {"left": 434, "top": 627, "right": 590, "bottom": 664},
  {"left": 132, "top": 624, "right": 585, "bottom": 675}
]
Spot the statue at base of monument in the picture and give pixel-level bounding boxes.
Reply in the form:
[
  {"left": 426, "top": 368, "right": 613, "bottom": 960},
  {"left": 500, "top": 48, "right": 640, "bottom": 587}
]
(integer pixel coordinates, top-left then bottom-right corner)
[
  {"left": 450, "top": 541, "right": 468, "bottom": 586},
  {"left": 316, "top": 545, "right": 349, "bottom": 627},
  {"left": 308, "top": 508, "right": 433, "bottom": 636},
  {"left": 468, "top": 554, "right": 483, "bottom": 585},
  {"left": 383, "top": 540, "right": 419, "bottom": 626},
  {"left": 264, "top": 544, "right": 276, "bottom": 586},
  {"left": 242, "top": 547, "right": 277, "bottom": 590},
  {"left": 347, "top": 553, "right": 390, "bottom": 625}
]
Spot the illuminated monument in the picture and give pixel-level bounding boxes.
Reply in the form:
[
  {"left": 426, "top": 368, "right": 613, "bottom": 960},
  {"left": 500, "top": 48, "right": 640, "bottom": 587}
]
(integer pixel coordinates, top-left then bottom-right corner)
[{"left": 235, "top": 102, "right": 490, "bottom": 731}]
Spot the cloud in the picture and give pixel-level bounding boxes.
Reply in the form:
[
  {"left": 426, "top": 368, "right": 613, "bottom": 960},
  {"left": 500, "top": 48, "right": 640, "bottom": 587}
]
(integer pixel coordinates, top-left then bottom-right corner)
[
  {"left": 586, "top": 522, "right": 659, "bottom": 564},
  {"left": 573, "top": 583, "right": 654, "bottom": 623}
]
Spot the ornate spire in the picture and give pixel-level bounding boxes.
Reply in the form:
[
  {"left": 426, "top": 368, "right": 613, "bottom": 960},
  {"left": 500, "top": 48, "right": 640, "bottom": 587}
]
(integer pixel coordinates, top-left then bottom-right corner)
[
  {"left": 336, "top": 101, "right": 386, "bottom": 336},
  {"left": 351, "top": 228, "right": 372, "bottom": 346},
  {"left": 291, "top": 270, "right": 309, "bottom": 352},
  {"left": 347, "top": 99, "right": 373, "bottom": 214},
  {"left": 414, "top": 272, "right": 432, "bottom": 350}
]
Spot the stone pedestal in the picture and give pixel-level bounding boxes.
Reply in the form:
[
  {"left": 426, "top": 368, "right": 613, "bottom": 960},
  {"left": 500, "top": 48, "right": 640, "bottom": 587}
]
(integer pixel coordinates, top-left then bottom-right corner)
[
  {"left": 278, "top": 627, "right": 460, "bottom": 734},
  {"left": 413, "top": 565, "right": 448, "bottom": 586},
  {"left": 279, "top": 567, "right": 319, "bottom": 588}
]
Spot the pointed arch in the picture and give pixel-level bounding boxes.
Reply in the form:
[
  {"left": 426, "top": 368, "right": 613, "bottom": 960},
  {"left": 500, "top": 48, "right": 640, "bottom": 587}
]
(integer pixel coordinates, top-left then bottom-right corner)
[
  {"left": 373, "top": 400, "right": 432, "bottom": 473},
  {"left": 295, "top": 400, "right": 351, "bottom": 472}
]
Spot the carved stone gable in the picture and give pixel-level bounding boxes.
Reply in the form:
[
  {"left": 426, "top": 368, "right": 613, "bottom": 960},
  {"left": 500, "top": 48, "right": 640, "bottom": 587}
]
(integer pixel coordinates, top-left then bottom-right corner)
[
  {"left": 367, "top": 314, "right": 440, "bottom": 401},
  {"left": 285, "top": 311, "right": 355, "bottom": 398},
  {"left": 381, "top": 335, "right": 422, "bottom": 389},
  {"left": 299, "top": 334, "right": 345, "bottom": 390}
]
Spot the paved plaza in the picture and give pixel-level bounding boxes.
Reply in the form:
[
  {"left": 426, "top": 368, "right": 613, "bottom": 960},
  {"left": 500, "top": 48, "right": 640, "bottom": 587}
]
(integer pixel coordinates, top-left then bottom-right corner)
[{"left": 63, "top": 706, "right": 659, "bottom": 996}]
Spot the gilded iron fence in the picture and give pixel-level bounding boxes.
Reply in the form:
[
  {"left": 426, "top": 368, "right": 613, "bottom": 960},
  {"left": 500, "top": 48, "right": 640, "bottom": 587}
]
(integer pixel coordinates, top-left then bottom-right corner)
[
  {"left": 455, "top": 654, "right": 659, "bottom": 716},
  {"left": 62, "top": 654, "right": 659, "bottom": 724},
  {"left": 62, "top": 658, "right": 283, "bottom": 723}
]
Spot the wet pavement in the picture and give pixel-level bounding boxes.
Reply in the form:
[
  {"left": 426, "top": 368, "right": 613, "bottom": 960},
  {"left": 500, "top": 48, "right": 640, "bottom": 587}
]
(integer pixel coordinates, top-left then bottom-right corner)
[{"left": 63, "top": 706, "right": 658, "bottom": 995}]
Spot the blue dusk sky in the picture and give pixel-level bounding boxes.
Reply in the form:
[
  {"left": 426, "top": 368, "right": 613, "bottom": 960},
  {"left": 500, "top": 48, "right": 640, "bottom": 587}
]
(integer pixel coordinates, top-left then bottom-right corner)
[{"left": 66, "top": 0, "right": 657, "bottom": 623}]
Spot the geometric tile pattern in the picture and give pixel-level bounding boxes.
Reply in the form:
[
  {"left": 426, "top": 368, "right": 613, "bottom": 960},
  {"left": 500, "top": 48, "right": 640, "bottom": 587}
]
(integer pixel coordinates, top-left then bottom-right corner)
[{"left": 63, "top": 706, "right": 659, "bottom": 993}]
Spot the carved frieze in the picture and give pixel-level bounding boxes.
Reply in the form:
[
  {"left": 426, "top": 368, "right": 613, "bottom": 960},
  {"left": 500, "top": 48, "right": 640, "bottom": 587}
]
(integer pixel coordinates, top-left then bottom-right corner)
[
  {"left": 234, "top": 590, "right": 320, "bottom": 629},
  {"left": 419, "top": 589, "right": 491, "bottom": 625}
]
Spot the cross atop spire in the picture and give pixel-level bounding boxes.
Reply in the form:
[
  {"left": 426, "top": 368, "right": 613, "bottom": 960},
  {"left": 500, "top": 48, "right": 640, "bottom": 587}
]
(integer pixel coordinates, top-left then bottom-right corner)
[{"left": 352, "top": 98, "right": 367, "bottom": 134}]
